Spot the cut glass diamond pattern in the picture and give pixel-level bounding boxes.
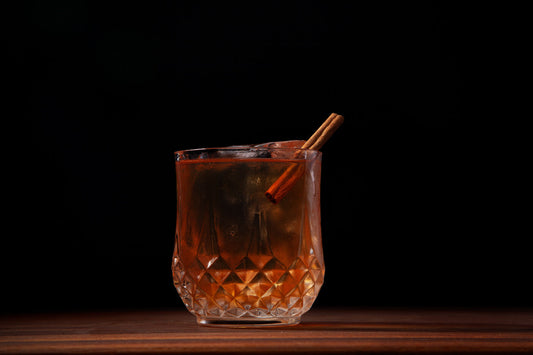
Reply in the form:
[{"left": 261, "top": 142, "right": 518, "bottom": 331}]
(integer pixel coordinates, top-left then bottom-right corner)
[
  {"left": 234, "top": 256, "right": 259, "bottom": 284},
  {"left": 173, "top": 251, "right": 323, "bottom": 320},
  {"left": 262, "top": 258, "right": 287, "bottom": 284}
]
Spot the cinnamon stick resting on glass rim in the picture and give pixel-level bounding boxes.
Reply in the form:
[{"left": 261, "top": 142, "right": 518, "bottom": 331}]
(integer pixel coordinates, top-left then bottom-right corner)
[{"left": 265, "top": 113, "right": 344, "bottom": 203}]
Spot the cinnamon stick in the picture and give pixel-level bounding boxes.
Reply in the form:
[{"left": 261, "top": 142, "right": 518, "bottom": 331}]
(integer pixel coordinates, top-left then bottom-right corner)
[{"left": 265, "top": 113, "right": 343, "bottom": 203}]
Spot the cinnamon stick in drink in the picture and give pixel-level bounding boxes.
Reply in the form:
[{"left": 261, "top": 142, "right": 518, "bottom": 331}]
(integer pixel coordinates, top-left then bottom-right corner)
[{"left": 265, "top": 113, "right": 343, "bottom": 203}]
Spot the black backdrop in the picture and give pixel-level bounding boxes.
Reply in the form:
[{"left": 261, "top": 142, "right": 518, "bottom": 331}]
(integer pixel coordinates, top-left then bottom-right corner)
[{"left": 6, "top": 2, "right": 530, "bottom": 313}]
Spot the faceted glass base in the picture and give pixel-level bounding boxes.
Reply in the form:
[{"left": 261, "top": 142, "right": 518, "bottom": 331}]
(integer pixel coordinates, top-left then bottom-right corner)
[{"left": 197, "top": 316, "right": 300, "bottom": 328}]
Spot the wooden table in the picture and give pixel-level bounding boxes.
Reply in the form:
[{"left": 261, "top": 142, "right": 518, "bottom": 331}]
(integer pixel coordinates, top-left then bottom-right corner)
[{"left": 1, "top": 308, "right": 532, "bottom": 354}]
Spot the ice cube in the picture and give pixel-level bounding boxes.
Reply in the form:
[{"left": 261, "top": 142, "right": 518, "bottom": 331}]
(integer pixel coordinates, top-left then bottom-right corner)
[
  {"left": 253, "top": 140, "right": 306, "bottom": 159},
  {"left": 214, "top": 147, "right": 271, "bottom": 159},
  {"left": 253, "top": 140, "right": 305, "bottom": 149}
]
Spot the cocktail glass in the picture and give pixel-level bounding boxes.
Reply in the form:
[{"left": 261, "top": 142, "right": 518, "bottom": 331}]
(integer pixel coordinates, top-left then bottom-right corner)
[{"left": 172, "top": 140, "right": 324, "bottom": 327}]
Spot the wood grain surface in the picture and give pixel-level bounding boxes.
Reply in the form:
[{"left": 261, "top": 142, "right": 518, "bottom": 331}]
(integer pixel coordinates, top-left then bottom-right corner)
[{"left": 1, "top": 308, "right": 532, "bottom": 354}]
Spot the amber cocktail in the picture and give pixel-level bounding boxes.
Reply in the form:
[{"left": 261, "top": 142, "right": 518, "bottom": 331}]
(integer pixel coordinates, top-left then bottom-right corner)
[{"left": 172, "top": 140, "right": 324, "bottom": 326}]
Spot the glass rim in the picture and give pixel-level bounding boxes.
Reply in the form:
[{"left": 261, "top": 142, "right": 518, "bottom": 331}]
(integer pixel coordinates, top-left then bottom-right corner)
[
  {"left": 175, "top": 141, "right": 322, "bottom": 161},
  {"left": 175, "top": 146, "right": 321, "bottom": 154},
  {"left": 176, "top": 140, "right": 321, "bottom": 153}
]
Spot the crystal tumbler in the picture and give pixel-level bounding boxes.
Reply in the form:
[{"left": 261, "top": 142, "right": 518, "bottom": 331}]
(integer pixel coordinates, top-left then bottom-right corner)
[{"left": 172, "top": 141, "right": 324, "bottom": 326}]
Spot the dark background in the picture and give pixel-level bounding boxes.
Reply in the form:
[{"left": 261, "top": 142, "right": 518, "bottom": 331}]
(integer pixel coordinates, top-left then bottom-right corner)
[{"left": 5, "top": 2, "right": 530, "bottom": 313}]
